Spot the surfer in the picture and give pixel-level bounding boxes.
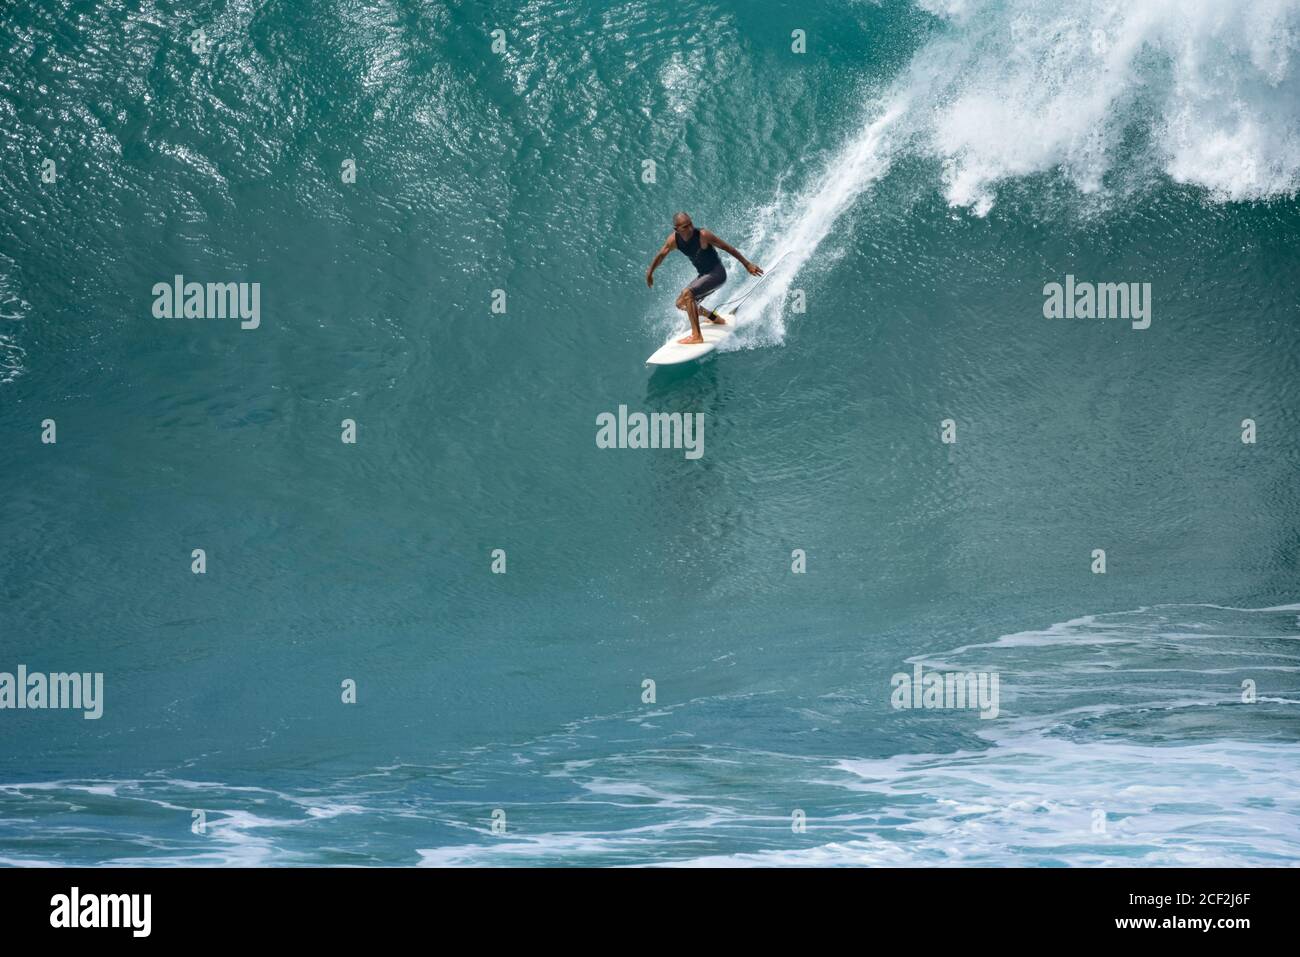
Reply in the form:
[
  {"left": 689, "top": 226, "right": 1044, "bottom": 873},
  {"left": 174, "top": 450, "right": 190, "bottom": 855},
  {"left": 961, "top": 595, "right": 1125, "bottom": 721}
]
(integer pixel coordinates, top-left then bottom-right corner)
[{"left": 645, "top": 212, "right": 763, "bottom": 345}]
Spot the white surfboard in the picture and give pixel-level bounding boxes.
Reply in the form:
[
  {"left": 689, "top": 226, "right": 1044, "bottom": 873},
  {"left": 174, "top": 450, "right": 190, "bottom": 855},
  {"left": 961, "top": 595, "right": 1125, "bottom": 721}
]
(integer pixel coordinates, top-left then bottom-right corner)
[{"left": 645, "top": 311, "right": 737, "bottom": 365}]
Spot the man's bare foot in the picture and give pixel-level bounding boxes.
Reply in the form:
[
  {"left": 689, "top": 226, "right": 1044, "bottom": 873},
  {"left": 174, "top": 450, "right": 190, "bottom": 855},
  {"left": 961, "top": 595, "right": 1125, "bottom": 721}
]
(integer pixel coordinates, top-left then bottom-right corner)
[{"left": 677, "top": 335, "right": 704, "bottom": 345}]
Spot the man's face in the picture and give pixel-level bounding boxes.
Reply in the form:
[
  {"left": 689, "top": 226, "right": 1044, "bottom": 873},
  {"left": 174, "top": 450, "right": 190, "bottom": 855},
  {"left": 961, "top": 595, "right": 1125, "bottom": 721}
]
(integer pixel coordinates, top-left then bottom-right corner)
[{"left": 674, "top": 217, "right": 694, "bottom": 240}]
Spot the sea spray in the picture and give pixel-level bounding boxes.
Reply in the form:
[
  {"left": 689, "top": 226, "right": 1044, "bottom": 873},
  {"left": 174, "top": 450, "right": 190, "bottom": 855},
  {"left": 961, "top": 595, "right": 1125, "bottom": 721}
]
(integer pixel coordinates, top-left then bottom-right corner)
[{"left": 712, "top": 0, "right": 1300, "bottom": 349}]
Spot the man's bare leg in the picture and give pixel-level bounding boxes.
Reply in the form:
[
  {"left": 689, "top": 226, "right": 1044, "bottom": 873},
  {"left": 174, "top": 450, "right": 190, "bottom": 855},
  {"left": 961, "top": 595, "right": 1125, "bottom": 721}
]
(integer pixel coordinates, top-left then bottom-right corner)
[{"left": 677, "top": 290, "right": 704, "bottom": 344}]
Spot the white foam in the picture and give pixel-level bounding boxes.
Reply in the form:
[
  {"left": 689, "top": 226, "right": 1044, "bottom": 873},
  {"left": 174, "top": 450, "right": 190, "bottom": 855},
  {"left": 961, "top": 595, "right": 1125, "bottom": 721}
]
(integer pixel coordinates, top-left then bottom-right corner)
[{"left": 916, "top": 0, "right": 1300, "bottom": 210}]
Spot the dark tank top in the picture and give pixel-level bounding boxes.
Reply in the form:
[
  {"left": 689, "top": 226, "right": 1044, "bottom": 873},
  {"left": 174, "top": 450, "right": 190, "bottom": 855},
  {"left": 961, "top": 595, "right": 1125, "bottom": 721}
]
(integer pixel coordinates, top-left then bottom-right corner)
[{"left": 675, "top": 228, "right": 722, "bottom": 275}]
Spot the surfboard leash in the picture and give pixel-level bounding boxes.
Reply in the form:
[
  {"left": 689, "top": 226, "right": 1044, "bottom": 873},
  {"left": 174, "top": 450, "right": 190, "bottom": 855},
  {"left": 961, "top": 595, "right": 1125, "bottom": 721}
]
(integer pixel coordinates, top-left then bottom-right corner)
[{"left": 719, "top": 250, "right": 792, "bottom": 315}]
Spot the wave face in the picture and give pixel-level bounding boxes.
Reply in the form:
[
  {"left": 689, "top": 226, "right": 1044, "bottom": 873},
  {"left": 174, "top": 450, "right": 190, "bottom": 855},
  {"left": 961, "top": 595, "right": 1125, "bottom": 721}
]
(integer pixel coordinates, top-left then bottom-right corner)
[{"left": 1, "top": 0, "right": 1299, "bottom": 866}]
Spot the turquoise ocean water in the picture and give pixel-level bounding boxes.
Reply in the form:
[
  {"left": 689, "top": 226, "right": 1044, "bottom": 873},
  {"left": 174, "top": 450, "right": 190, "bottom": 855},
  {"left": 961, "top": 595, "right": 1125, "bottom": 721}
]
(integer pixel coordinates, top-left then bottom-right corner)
[{"left": 1, "top": 0, "right": 1299, "bottom": 865}]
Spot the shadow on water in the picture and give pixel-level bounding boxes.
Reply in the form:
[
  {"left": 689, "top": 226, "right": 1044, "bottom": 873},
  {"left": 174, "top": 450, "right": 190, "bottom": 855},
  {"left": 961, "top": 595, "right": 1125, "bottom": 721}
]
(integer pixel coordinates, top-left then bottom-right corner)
[
  {"left": 640, "top": 358, "right": 751, "bottom": 556},
  {"left": 643, "top": 356, "right": 722, "bottom": 410}
]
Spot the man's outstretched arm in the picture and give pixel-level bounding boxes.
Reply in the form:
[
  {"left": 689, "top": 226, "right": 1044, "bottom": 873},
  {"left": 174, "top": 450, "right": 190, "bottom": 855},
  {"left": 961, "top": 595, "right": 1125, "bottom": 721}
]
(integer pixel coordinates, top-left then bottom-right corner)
[
  {"left": 702, "top": 231, "right": 763, "bottom": 276},
  {"left": 646, "top": 234, "right": 676, "bottom": 287}
]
